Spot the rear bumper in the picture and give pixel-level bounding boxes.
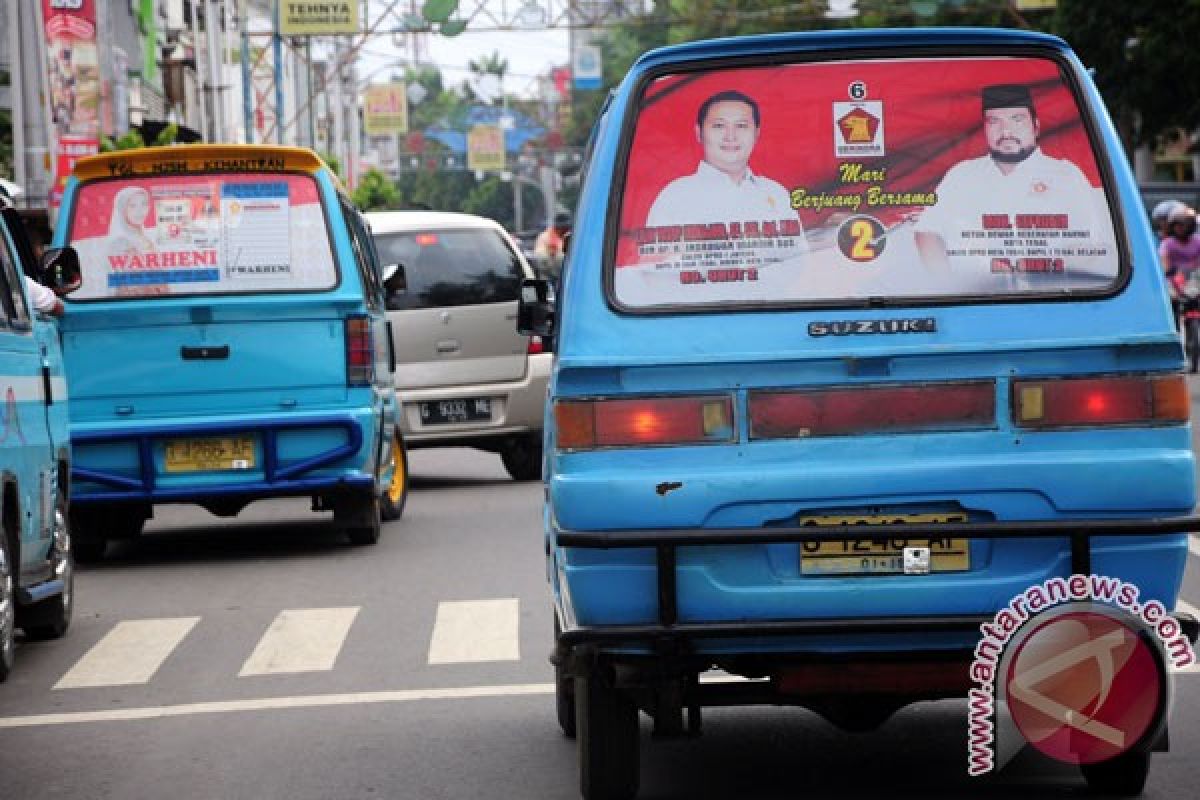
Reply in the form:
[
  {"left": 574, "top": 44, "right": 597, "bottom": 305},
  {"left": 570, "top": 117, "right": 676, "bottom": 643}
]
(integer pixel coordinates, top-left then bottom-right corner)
[
  {"left": 397, "top": 353, "right": 550, "bottom": 444},
  {"left": 553, "top": 517, "right": 1200, "bottom": 653},
  {"left": 71, "top": 413, "right": 376, "bottom": 505}
]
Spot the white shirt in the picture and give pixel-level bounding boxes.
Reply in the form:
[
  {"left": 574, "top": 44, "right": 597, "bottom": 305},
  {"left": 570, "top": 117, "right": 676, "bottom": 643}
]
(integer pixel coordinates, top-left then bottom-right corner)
[
  {"left": 915, "top": 147, "right": 1115, "bottom": 284},
  {"left": 647, "top": 161, "right": 806, "bottom": 246},
  {"left": 24, "top": 276, "right": 59, "bottom": 314}
]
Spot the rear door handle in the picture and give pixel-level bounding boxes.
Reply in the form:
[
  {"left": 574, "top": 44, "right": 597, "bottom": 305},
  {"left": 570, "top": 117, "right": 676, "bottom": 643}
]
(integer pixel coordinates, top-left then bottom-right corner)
[
  {"left": 181, "top": 345, "right": 230, "bottom": 360},
  {"left": 436, "top": 339, "right": 460, "bottom": 354}
]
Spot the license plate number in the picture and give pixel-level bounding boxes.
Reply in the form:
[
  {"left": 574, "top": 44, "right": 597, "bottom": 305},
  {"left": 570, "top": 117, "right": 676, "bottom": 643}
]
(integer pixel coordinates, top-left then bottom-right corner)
[
  {"left": 419, "top": 398, "right": 492, "bottom": 425},
  {"left": 799, "top": 513, "right": 969, "bottom": 575},
  {"left": 164, "top": 436, "right": 256, "bottom": 473}
]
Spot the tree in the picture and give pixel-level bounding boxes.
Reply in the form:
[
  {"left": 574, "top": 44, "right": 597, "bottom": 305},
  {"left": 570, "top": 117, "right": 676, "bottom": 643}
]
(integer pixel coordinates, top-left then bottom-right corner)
[
  {"left": 352, "top": 168, "right": 401, "bottom": 211},
  {"left": 461, "top": 175, "right": 514, "bottom": 229}
]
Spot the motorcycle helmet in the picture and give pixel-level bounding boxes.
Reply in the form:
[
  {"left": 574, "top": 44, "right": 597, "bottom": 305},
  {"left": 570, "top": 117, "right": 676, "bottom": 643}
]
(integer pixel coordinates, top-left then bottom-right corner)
[{"left": 1167, "top": 205, "right": 1197, "bottom": 237}]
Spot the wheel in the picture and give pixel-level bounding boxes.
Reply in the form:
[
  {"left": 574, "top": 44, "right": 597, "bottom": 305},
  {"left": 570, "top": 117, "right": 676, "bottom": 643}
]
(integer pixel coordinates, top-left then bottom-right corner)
[
  {"left": 576, "top": 667, "right": 640, "bottom": 800},
  {"left": 20, "top": 508, "right": 73, "bottom": 640},
  {"left": 1186, "top": 318, "right": 1200, "bottom": 372},
  {"left": 380, "top": 434, "right": 408, "bottom": 522},
  {"left": 1082, "top": 750, "right": 1151, "bottom": 796},
  {"left": 71, "top": 506, "right": 146, "bottom": 563},
  {"left": 0, "top": 537, "right": 15, "bottom": 682},
  {"left": 554, "top": 615, "right": 576, "bottom": 738},
  {"left": 340, "top": 492, "right": 382, "bottom": 546},
  {"left": 501, "top": 434, "right": 543, "bottom": 482}
]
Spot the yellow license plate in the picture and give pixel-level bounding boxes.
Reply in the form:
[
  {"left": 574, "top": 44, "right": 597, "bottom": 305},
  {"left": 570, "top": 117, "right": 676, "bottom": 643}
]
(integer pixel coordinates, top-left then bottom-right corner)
[
  {"left": 799, "top": 513, "right": 969, "bottom": 575},
  {"left": 164, "top": 436, "right": 256, "bottom": 473}
]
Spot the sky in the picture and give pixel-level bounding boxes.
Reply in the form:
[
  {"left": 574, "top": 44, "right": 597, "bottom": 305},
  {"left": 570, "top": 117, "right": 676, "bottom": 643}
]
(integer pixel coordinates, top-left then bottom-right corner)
[{"left": 358, "top": 2, "right": 571, "bottom": 98}]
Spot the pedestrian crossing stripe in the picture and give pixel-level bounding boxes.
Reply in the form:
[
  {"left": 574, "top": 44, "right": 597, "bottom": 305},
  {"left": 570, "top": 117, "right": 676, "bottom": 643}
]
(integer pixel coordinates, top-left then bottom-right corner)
[
  {"left": 239, "top": 607, "right": 360, "bottom": 676},
  {"left": 54, "top": 617, "right": 200, "bottom": 690},
  {"left": 427, "top": 598, "right": 520, "bottom": 665}
]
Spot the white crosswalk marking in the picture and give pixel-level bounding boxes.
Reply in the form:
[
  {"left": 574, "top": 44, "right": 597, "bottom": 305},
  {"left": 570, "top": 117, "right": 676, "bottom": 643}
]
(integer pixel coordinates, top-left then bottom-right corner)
[
  {"left": 427, "top": 598, "right": 520, "bottom": 664},
  {"left": 239, "top": 607, "right": 360, "bottom": 676},
  {"left": 54, "top": 617, "right": 200, "bottom": 689}
]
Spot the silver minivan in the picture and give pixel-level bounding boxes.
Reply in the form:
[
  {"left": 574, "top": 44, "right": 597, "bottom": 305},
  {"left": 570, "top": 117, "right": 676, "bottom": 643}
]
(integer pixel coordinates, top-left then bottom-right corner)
[{"left": 366, "top": 211, "right": 550, "bottom": 480}]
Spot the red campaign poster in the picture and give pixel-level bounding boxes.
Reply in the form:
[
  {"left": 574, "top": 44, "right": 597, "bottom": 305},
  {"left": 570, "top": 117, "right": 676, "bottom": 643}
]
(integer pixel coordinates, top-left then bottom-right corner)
[
  {"left": 614, "top": 56, "right": 1119, "bottom": 308},
  {"left": 42, "top": 0, "right": 101, "bottom": 212}
]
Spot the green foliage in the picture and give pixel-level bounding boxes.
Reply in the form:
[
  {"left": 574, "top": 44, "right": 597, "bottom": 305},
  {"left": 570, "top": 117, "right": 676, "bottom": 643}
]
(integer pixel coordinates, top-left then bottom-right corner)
[
  {"left": 100, "top": 130, "right": 146, "bottom": 152},
  {"left": 319, "top": 151, "right": 343, "bottom": 180},
  {"left": 461, "top": 176, "right": 514, "bottom": 226},
  {"left": 353, "top": 168, "right": 402, "bottom": 211}
]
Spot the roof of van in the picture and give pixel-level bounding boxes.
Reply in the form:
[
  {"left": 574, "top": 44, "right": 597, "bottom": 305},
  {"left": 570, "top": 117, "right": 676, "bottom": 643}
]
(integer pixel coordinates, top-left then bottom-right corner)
[
  {"left": 70, "top": 144, "right": 331, "bottom": 182},
  {"left": 364, "top": 211, "right": 507, "bottom": 234}
]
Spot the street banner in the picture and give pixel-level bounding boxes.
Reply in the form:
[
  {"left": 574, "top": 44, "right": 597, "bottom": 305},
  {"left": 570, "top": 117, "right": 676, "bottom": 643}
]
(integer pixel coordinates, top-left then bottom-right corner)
[
  {"left": 363, "top": 84, "right": 409, "bottom": 135},
  {"left": 613, "top": 56, "right": 1118, "bottom": 309},
  {"left": 573, "top": 44, "right": 603, "bottom": 90},
  {"left": 41, "top": 0, "right": 101, "bottom": 212},
  {"left": 467, "top": 124, "right": 505, "bottom": 172},
  {"left": 279, "top": 1, "right": 360, "bottom": 35}
]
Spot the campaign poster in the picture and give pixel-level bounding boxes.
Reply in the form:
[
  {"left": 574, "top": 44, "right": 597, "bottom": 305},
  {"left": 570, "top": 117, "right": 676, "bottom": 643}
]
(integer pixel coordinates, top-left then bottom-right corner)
[
  {"left": 67, "top": 174, "right": 336, "bottom": 299},
  {"left": 614, "top": 57, "right": 1118, "bottom": 309},
  {"left": 42, "top": 0, "right": 101, "bottom": 212}
]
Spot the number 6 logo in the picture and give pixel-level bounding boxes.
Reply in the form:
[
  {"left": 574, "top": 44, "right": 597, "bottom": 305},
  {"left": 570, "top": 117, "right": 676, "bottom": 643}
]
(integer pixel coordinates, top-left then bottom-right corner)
[{"left": 848, "top": 81, "right": 867, "bottom": 100}]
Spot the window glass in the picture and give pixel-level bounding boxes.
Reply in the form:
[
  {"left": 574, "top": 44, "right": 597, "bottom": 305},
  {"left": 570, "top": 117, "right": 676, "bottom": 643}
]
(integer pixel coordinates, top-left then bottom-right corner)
[
  {"left": 374, "top": 229, "right": 523, "bottom": 310},
  {"left": 67, "top": 173, "right": 336, "bottom": 299},
  {"left": 613, "top": 56, "right": 1119, "bottom": 309},
  {"left": 342, "top": 200, "right": 383, "bottom": 309},
  {"left": 0, "top": 226, "right": 30, "bottom": 327}
]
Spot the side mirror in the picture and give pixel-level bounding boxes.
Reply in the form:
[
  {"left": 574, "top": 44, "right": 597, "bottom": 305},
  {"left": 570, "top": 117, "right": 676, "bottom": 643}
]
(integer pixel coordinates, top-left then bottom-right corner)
[
  {"left": 517, "top": 278, "right": 555, "bottom": 337},
  {"left": 382, "top": 263, "right": 406, "bottom": 292},
  {"left": 40, "top": 246, "right": 82, "bottom": 295}
]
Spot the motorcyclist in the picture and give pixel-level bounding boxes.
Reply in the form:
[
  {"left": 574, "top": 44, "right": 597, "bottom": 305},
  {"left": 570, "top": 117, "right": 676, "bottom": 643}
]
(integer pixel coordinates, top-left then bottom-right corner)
[
  {"left": 1152, "top": 199, "right": 1187, "bottom": 242},
  {"left": 1160, "top": 205, "right": 1200, "bottom": 277}
]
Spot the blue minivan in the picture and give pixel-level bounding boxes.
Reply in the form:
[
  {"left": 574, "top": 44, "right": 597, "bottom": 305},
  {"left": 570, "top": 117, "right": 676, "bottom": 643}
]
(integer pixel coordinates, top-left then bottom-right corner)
[
  {"left": 0, "top": 197, "right": 78, "bottom": 680},
  {"left": 54, "top": 145, "right": 406, "bottom": 560},
  {"left": 523, "top": 28, "right": 1200, "bottom": 798}
]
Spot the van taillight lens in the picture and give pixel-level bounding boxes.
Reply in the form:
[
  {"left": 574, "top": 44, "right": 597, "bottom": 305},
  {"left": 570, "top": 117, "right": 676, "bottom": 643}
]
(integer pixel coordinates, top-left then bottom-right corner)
[
  {"left": 345, "top": 315, "right": 374, "bottom": 386},
  {"left": 1013, "top": 374, "right": 1189, "bottom": 429},
  {"left": 555, "top": 396, "right": 734, "bottom": 450},
  {"left": 748, "top": 382, "right": 995, "bottom": 439},
  {"left": 527, "top": 335, "right": 544, "bottom": 355}
]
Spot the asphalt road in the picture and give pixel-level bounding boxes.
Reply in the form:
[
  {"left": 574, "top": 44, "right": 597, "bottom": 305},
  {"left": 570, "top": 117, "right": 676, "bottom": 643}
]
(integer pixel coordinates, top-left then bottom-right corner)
[{"left": 1, "top": 440, "right": 1200, "bottom": 800}]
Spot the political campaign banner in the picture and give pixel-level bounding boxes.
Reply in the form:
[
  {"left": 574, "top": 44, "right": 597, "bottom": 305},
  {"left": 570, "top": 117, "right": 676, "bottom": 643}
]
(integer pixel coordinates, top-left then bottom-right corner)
[
  {"left": 467, "top": 124, "right": 506, "bottom": 172},
  {"left": 363, "top": 84, "right": 409, "bottom": 135},
  {"left": 614, "top": 56, "right": 1117, "bottom": 309},
  {"left": 42, "top": 0, "right": 101, "bottom": 212}
]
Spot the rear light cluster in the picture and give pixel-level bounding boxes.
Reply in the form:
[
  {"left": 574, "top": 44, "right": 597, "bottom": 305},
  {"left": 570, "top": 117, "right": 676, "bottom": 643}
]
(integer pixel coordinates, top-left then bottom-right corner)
[
  {"left": 556, "top": 396, "right": 733, "bottom": 450},
  {"left": 345, "top": 315, "right": 374, "bottom": 386},
  {"left": 553, "top": 374, "right": 1189, "bottom": 451},
  {"left": 748, "top": 381, "right": 994, "bottom": 439},
  {"left": 1013, "top": 374, "right": 1189, "bottom": 429}
]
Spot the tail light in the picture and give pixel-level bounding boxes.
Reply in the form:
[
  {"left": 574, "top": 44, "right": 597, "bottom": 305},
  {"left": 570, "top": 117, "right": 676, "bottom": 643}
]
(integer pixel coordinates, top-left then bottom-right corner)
[
  {"left": 1013, "top": 374, "right": 1189, "bottom": 429},
  {"left": 527, "top": 335, "right": 545, "bottom": 355},
  {"left": 748, "top": 381, "right": 995, "bottom": 439},
  {"left": 555, "top": 395, "right": 734, "bottom": 450},
  {"left": 345, "top": 315, "right": 374, "bottom": 386}
]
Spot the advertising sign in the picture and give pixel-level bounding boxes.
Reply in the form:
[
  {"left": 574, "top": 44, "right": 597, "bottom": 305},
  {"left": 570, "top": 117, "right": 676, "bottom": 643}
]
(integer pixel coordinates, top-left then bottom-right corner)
[
  {"left": 363, "top": 83, "right": 409, "bottom": 135},
  {"left": 279, "top": 1, "right": 360, "bottom": 35},
  {"left": 42, "top": 0, "right": 101, "bottom": 212},
  {"left": 613, "top": 57, "right": 1118, "bottom": 309},
  {"left": 467, "top": 124, "right": 506, "bottom": 172},
  {"left": 573, "top": 44, "right": 603, "bottom": 90}
]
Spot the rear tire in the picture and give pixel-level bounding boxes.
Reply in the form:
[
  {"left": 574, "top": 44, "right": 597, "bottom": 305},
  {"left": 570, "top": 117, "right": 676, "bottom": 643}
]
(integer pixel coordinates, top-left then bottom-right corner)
[
  {"left": 340, "top": 493, "right": 382, "bottom": 546},
  {"left": 501, "top": 434, "right": 542, "bottom": 482},
  {"left": 1186, "top": 318, "right": 1200, "bottom": 373},
  {"left": 576, "top": 667, "right": 640, "bottom": 800},
  {"left": 554, "top": 616, "right": 576, "bottom": 738},
  {"left": 380, "top": 435, "right": 408, "bottom": 522},
  {"left": 20, "top": 508, "right": 73, "bottom": 641},
  {"left": 0, "top": 538, "right": 15, "bottom": 682},
  {"left": 1081, "top": 750, "right": 1151, "bottom": 796}
]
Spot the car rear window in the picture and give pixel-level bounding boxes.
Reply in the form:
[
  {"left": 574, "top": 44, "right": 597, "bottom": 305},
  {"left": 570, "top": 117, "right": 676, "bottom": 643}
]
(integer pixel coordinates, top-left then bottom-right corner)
[
  {"left": 375, "top": 228, "right": 523, "bottom": 310},
  {"left": 612, "top": 55, "right": 1119, "bottom": 310},
  {"left": 67, "top": 173, "right": 336, "bottom": 299}
]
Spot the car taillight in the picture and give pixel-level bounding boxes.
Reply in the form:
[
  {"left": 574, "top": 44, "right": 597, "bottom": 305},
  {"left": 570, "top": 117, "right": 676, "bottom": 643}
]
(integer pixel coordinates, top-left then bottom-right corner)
[
  {"left": 555, "top": 396, "right": 734, "bottom": 450},
  {"left": 527, "top": 335, "right": 544, "bottom": 355},
  {"left": 345, "top": 315, "right": 374, "bottom": 386},
  {"left": 748, "top": 381, "right": 995, "bottom": 439},
  {"left": 1013, "top": 374, "right": 1189, "bottom": 429}
]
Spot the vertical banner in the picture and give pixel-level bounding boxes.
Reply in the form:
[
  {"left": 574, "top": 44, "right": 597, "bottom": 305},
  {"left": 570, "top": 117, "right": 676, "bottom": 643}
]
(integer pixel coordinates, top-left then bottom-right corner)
[
  {"left": 42, "top": 0, "right": 101, "bottom": 212},
  {"left": 362, "top": 84, "right": 409, "bottom": 136},
  {"left": 467, "top": 124, "right": 506, "bottom": 172}
]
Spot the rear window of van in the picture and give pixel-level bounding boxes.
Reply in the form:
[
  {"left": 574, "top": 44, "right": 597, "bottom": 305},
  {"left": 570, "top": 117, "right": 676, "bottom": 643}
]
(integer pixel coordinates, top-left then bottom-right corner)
[
  {"left": 67, "top": 173, "right": 336, "bottom": 299},
  {"left": 612, "top": 55, "right": 1120, "bottom": 310}
]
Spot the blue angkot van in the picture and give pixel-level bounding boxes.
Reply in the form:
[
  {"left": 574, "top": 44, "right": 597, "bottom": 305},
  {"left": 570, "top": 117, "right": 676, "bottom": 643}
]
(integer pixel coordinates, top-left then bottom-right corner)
[
  {"left": 521, "top": 28, "right": 1200, "bottom": 799},
  {"left": 54, "top": 146, "right": 406, "bottom": 561}
]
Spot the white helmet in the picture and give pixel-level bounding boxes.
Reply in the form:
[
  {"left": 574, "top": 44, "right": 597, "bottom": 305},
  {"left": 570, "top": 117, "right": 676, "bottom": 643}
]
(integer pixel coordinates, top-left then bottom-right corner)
[{"left": 1152, "top": 200, "right": 1187, "bottom": 224}]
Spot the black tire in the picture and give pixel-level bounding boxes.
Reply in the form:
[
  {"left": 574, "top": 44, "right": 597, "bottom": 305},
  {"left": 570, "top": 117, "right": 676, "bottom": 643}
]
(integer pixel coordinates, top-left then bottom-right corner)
[
  {"left": 576, "top": 668, "right": 640, "bottom": 800},
  {"left": 20, "top": 508, "right": 73, "bottom": 641},
  {"left": 72, "top": 534, "right": 107, "bottom": 564},
  {"left": 341, "top": 493, "right": 382, "bottom": 546},
  {"left": 501, "top": 434, "right": 543, "bottom": 482},
  {"left": 1186, "top": 319, "right": 1200, "bottom": 373},
  {"left": 0, "top": 537, "right": 15, "bottom": 682},
  {"left": 1081, "top": 750, "right": 1151, "bottom": 797},
  {"left": 555, "top": 615, "right": 576, "bottom": 738},
  {"left": 380, "top": 435, "right": 408, "bottom": 522}
]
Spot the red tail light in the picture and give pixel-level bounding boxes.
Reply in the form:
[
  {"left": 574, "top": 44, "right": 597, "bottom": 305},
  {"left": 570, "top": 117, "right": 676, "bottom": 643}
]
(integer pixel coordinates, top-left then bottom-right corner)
[
  {"left": 555, "top": 396, "right": 734, "bottom": 450},
  {"left": 527, "top": 335, "right": 545, "bottom": 355},
  {"left": 345, "top": 315, "right": 374, "bottom": 387},
  {"left": 748, "top": 381, "right": 995, "bottom": 439},
  {"left": 1013, "top": 374, "right": 1189, "bottom": 429}
]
